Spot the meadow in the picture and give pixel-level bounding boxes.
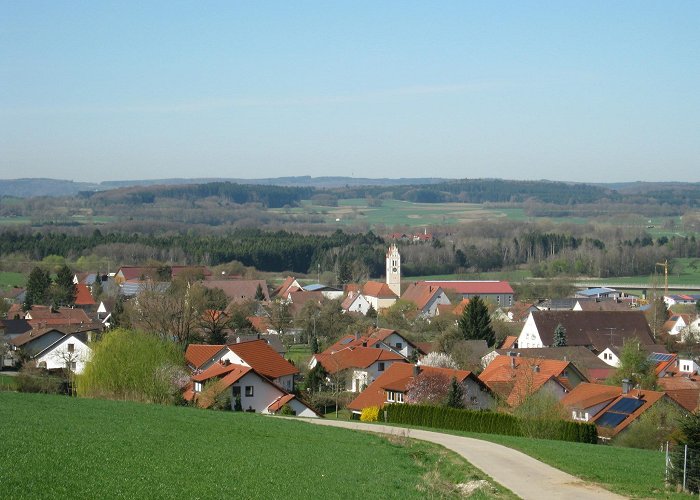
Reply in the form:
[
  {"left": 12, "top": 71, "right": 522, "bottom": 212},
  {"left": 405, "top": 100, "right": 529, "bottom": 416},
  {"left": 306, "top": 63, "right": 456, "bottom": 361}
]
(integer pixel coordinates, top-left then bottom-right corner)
[
  {"left": 0, "top": 392, "right": 515, "bottom": 499},
  {"left": 0, "top": 271, "right": 25, "bottom": 291}
]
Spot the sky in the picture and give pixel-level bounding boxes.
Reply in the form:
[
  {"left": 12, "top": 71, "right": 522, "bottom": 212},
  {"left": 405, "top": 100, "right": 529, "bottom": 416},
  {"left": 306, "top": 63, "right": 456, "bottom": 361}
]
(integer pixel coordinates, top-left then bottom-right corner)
[{"left": 1, "top": 1, "right": 699, "bottom": 183}]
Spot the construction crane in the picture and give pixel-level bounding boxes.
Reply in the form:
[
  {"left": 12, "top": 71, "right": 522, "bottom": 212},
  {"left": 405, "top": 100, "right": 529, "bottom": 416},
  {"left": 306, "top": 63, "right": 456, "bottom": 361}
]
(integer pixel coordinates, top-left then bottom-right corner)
[{"left": 655, "top": 259, "right": 669, "bottom": 297}]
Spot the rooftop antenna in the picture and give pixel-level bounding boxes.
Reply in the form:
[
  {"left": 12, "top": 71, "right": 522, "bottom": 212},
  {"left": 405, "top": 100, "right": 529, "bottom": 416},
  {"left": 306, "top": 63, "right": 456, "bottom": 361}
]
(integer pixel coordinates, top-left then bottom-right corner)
[{"left": 605, "top": 327, "right": 617, "bottom": 347}]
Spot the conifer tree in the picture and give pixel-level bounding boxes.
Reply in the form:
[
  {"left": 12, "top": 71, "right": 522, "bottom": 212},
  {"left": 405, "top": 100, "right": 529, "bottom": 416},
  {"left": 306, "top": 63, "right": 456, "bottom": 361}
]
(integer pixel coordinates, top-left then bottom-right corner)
[
  {"left": 553, "top": 323, "right": 567, "bottom": 346},
  {"left": 24, "top": 266, "right": 51, "bottom": 310},
  {"left": 458, "top": 296, "right": 495, "bottom": 347},
  {"left": 446, "top": 377, "right": 464, "bottom": 409}
]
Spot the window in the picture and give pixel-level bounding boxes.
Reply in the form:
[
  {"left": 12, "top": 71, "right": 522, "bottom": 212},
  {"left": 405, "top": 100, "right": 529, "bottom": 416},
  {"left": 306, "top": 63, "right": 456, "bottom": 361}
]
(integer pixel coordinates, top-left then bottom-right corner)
[
  {"left": 387, "top": 391, "right": 394, "bottom": 402},
  {"left": 396, "top": 393, "right": 404, "bottom": 403},
  {"left": 395, "top": 342, "right": 403, "bottom": 350},
  {"left": 378, "top": 362, "right": 385, "bottom": 372},
  {"left": 245, "top": 386, "right": 254, "bottom": 397},
  {"left": 194, "top": 382, "right": 203, "bottom": 393},
  {"left": 70, "top": 362, "right": 77, "bottom": 370},
  {"left": 508, "top": 296, "right": 513, "bottom": 306},
  {"left": 67, "top": 343, "right": 75, "bottom": 353}
]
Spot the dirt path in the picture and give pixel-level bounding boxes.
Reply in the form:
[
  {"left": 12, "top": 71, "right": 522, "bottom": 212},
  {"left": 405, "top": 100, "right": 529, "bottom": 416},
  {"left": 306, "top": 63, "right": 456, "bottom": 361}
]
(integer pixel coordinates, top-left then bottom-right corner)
[{"left": 302, "top": 419, "right": 625, "bottom": 500}]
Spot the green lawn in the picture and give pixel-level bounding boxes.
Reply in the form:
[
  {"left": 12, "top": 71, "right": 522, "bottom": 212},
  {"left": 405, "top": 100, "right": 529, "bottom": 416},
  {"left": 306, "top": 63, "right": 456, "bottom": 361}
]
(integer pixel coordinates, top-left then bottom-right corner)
[
  {"left": 286, "top": 344, "right": 312, "bottom": 366},
  {"left": 0, "top": 392, "right": 515, "bottom": 499}
]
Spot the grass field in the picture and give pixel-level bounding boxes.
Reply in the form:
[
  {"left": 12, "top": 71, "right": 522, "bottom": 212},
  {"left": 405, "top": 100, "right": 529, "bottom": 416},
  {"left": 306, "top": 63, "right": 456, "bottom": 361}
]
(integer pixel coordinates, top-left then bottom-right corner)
[
  {"left": 0, "top": 392, "right": 515, "bottom": 499},
  {"left": 286, "top": 344, "right": 313, "bottom": 366},
  {"left": 0, "top": 271, "right": 25, "bottom": 291}
]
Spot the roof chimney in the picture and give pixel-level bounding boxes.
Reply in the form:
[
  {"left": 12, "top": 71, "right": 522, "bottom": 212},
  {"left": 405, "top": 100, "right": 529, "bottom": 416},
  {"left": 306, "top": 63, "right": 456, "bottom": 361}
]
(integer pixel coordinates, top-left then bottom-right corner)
[
  {"left": 622, "top": 379, "right": 631, "bottom": 395},
  {"left": 510, "top": 356, "right": 516, "bottom": 368},
  {"left": 413, "top": 365, "right": 421, "bottom": 377},
  {"left": 532, "top": 364, "right": 540, "bottom": 373},
  {"left": 355, "top": 331, "right": 361, "bottom": 341}
]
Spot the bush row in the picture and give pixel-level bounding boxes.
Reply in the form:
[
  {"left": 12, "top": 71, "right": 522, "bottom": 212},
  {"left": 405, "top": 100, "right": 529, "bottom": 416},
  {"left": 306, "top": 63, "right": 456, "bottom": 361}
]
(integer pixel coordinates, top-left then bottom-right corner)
[{"left": 384, "top": 404, "right": 597, "bottom": 444}]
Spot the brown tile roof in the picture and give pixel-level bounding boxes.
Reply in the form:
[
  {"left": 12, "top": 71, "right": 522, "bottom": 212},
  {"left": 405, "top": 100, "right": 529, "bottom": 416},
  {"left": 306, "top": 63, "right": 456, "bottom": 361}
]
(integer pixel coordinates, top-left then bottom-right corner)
[
  {"left": 323, "top": 328, "right": 424, "bottom": 356},
  {"left": 452, "top": 298, "right": 471, "bottom": 316},
  {"left": 315, "top": 346, "right": 406, "bottom": 374},
  {"left": 272, "top": 276, "right": 298, "bottom": 298},
  {"left": 286, "top": 290, "right": 324, "bottom": 315},
  {"left": 664, "top": 388, "right": 700, "bottom": 412},
  {"left": 401, "top": 283, "right": 444, "bottom": 311},
  {"left": 185, "top": 344, "right": 227, "bottom": 369},
  {"left": 560, "top": 382, "right": 622, "bottom": 410},
  {"left": 10, "top": 323, "right": 101, "bottom": 347},
  {"left": 479, "top": 355, "right": 582, "bottom": 407},
  {"left": 575, "top": 299, "right": 636, "bottom": 312},
  {"left": 247, "top": 316, "right": 271, "bottom": 333},
  {"left": 193, "top": 364, "right": 252, "bottom": 408},
  {"left": 23, "top": 306, "right": 91, "bottom": 325},
  {"left": 227, "top": 339, "right": 298, "bottom": 379},
  {"left": 529, "top": 310, "right": 655, "bottom": 349},
  {"left": 415, "top": 341, "right": 436, "bottom": 355},
  {"left": 362, "top": 281, "right": 397, "bottom": 299},
  {"left": 348, "top": 363, "right": 477, "bottom": 411},
  {"left": 202, "top": 279, "right": 269, "bottom": 303}
]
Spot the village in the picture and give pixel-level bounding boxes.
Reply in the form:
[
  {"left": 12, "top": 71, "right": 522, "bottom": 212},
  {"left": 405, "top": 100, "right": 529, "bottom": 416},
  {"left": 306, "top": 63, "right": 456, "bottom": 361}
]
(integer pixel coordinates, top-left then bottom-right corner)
[{"left": 3, "top": 242, "right": 700, "bottom": 449}]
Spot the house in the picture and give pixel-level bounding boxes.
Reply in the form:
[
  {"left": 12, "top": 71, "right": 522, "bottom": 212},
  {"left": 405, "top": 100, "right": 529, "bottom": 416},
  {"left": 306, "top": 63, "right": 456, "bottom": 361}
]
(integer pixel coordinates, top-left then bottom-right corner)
[
  {"left": 658, "top": 376, "right": 700, "bottom": 412},
  {"left": 185, "top": 339, "right": 298, "bottom": 392},
  {"left": 341, "top": 291, "right": 372, "bottom": 315},
  {"left": 201, "top": 279, "right": 270, "bottom": 304},
  {"left": 310, "top": 345, "right": 407, "bottom": 392},
  {"left": 400, "top": 283, "right": 450, "bottom": 317},
  {"left": 562, "top": 381, "right": 673, "bottom": 440},
  {"left": 598, "top": 344, "right": 668, "bottom": 368},
  {"left": 10, "top": 324, "right": 100, "bottom": 372},
  {"left": 285, "top": 290, "right": 324, "bottom": 316},
  {"left": 535, "top": 298, "right": 580, "bottom": 311},
  {"left": 347, "top": 363, "right": 494, "bottom": 416},
  {"left": 322, "top": 328, "right": 425, "bottom": 360},
  {"left": 185, "top": 359, "right": 319, "bottom": 417},
  {"left": 663, "top": 314, "right": 691, "bottom": 337},
  {"left": 574, "top": 298, "right": 637, "bottom": 312},
  {"left": 8, "top": 305, "right": 93, "bottom": 327},
  {"left": 478, "top": 355, "right": 587, "bottom": 407},
  {"left": 417, "top": 280, "right": 514, "bottom": 307},
  {"left": 361, "top": 281, "right": 398, "bottom": 311},
  {"left": 493, "top": 302, "right": 538, "bottom": 322},
  {"left": 517, "top": 310, "right": 656, "bottom": 351},
  {"left": 272, "top": 276, "right": 301, "bottom": 298},
  {"left": 664, "top": 294, "right": 700, "bottom": 308},
  {"left": 482, "top": 346, "right": 616, "bottom": 383}
]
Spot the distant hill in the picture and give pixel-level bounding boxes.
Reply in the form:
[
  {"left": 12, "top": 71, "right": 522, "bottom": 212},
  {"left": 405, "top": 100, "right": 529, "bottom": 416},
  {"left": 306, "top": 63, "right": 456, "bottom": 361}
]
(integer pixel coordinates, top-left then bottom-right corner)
[{"left": 0, "top": 176, "right": 448, "bottom": 198}]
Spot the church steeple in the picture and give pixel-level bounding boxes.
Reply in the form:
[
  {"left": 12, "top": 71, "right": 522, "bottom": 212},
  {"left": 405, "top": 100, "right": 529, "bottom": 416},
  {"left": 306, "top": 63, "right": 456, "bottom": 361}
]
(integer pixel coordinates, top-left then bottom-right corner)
[{"left": 386, "top": 244, "right": 401, "bottom": 296}]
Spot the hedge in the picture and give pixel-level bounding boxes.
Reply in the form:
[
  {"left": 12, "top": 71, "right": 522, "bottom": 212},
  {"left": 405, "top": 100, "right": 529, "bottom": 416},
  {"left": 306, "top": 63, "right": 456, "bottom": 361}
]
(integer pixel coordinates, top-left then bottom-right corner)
[{"left": 383, "top": 404, "right": 597, "bottom": 444}]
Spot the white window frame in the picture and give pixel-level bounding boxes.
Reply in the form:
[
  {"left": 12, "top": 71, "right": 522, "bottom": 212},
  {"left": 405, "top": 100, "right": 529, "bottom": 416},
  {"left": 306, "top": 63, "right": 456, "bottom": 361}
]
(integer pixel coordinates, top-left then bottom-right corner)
[
  {"left": 245, "top": 385, "right": 254, "bottom": 397},
  {"left": 386, "top": 391, "right": 394, "bottom": 402}
]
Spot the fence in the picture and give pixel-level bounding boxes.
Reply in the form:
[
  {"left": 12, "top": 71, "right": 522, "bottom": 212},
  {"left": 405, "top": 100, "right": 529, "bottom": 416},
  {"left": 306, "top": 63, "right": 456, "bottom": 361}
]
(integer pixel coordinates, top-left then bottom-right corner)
[{"left": 666, "top": 442, "right": 700, "bottom": 493}]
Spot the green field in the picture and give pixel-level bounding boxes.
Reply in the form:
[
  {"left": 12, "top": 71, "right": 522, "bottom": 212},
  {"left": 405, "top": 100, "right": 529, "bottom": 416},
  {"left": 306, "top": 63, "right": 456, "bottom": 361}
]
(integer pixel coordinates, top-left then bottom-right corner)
[
  {"left": 286, "top": 344, "right": 313, "bottom": 366},
  {"left": 0, "top": 392, "right": 515, "bottom": 499},
  {"left": 0, "top": 271, "right": 25, "bottom": 290}
]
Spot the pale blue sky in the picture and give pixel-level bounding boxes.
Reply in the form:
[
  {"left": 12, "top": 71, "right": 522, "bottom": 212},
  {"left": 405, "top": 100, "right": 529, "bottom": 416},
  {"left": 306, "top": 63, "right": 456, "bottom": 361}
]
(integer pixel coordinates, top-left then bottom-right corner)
[{"left": 1, "top": 1, "right": 698, "bottom": 183}]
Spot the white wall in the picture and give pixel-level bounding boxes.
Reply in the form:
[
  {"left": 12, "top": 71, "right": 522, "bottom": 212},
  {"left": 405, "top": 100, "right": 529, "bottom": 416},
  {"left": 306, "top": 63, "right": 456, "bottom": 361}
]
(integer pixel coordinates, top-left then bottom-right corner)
[
  {"left": 37, "top": 335, "right": 91, "bottom": 374},
  {"left": 598, "top": 348, "right": 620, "bottom": 367},
  {"left": 517, "top": 313, "right": 543, "bottom": 348},
  {"left": 232, "top": 371, "right": 285, "bottom": 413},
  {"left": 287, "top": 398, "right": 319, "bottom": 418},
  {"left": 347, "top": 295, "right": 371, "bottom": 315}
]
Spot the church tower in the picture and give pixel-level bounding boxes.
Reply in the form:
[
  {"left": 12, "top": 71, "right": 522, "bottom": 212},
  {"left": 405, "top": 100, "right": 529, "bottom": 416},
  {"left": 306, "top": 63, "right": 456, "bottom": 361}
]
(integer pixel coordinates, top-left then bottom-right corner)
[{"left": 386, "top": 244, "right": 401, "bottom": 297}]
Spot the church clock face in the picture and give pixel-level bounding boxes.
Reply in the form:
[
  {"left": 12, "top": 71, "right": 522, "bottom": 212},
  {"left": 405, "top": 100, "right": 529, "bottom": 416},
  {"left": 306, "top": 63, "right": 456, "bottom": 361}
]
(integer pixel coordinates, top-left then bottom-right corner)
[{"left": 392, "top": 267, "right": 397, "bottom": 273}]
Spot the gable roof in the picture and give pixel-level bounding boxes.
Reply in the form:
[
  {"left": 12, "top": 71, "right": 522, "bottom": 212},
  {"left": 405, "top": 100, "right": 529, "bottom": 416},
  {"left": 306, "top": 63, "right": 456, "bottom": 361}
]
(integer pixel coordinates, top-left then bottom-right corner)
[
  {"left": 185, "top": 344, "right": 228, "bottom": 370},
  {"left": 348, "top": 363, "right": 478, "bottom": 411},
  {"left": 575, "top": 299, "right": 635, "bottom": 312},
  {"left": 401, "top": 283, "right": 445, "bottom": 311},
  {"left": 227, "top": 339, "right": 298, "bottom": 379},
  {"left": 362, "top": 281, "right": 398, "bottom": 299},
  {"left": 202, "top": 279, "right": 269, "bottom": 303},
  {"left": 323, "top": 328, "right": 424, "bottom": 356},
  {"left": 493, "top": 346, "right": 615, "bottom": 382},
  {"left": 10, "top": 323, "right": 101, "bottom": 348},
  {"left": 420, "top": 280, "right": 514, "bottom": 295},
  {"left": 529, "top": 310, "right": 655, "bottom": 349},
  {"left": 560, "top": 382, "right": 622, "bottom": 410},
  {"left": 315, "top": 345, "right": 406, "bottom": 373},
  {"left": 0, "top": 319, "right": 32, "bottom": 336},
  {"left": 272, "top": 276, "right": 299, "bottom": 298},
  {"left": 500, "top": 336, "right": 519, "bottom": 350},
  {"left": 479, "top": 355, "right": 583, "bottom": 407},
  {"left": 22, "top": 306, "right": 91, "bottom": 325},
  {"left": 190, "top": 363, "right": 253, "bottom": 408}
]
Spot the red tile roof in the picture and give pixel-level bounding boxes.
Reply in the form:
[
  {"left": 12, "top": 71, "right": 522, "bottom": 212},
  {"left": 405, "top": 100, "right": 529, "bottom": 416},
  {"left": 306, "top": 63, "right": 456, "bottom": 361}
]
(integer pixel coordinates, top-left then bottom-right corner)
[
  {"left": 420, "top": 280, "right": 514, "bottom": 295},
  {"left": 185, "top": 344, "right": 227, "bottom": 369},
  {"left": 227, "top": 339, "right": 298, "bottom": 379},
  {"left": 247, "top": 316, "right": 271, "bottom": 333},
  {"left": 315, "top": 346, "right": 406, "bottom": 373},
  {"left": 348, "top": 363, "right": 476, "bottom": 411},
  {"left": 500, "top": 336, "right": 518, "bottom": 349},
  {"left": 266, "top": 393, "right": 296, "bottom": 412},
  {"left": 193, "top": 364, "right": 252, "bottom": 408},
  {"left": 479, "top": 355, "right": 581, "bottom": 407},
  {"left": 272, "top": 276, "right": 299, "bottom": 298},
  {"left": 74, "top": 284, "right": 96, "bottom": 306},
  {"left": 362, "top": 281, "right": 398, "bottom": 299},
  {"left": 23, "top": 306, "right": 91, "bottom": 326},
  {"left": 560, "top": 382, "right": 622, "bottom": 410},
  {"left": 401, "top": 283, "right": 444, "bottom": 311}
]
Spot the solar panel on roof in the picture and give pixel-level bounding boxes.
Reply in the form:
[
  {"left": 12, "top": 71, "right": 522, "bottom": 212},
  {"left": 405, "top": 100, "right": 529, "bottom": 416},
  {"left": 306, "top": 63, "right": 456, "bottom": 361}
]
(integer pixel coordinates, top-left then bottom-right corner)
[
  {"left": 608, "top": 397, "right": 645, "bottom": 414},
  {"left": 596, "top": 412, "right": 628, "bottom": 428},
  {"left": 649, "top": 353, "right": 673, "bottom": 362},
  {"left": 340, "top": 338, "right": 354, "bottom": 344}
]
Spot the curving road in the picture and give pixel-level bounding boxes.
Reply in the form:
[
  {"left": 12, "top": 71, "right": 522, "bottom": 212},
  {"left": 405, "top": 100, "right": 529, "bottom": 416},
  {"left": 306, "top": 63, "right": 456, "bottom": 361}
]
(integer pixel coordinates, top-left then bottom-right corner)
[{"left": 302, "top": 419, "right": 625, "bottom": 500}]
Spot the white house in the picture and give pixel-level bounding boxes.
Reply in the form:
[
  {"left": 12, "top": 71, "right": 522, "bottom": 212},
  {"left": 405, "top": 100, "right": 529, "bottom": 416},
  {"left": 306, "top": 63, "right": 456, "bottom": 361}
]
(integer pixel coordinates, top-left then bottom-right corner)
[
  {"left": 34, "top": 333, "right": 92, "bottom": 374},
  {"left": 311, "top": 345, "right": 407, "bottom": 392},
  {"left": 341, "top": 291, "right": 372, "bottom": 315},
  {"left": 598, "top": 347, "right": 621, "bottom": 367}
]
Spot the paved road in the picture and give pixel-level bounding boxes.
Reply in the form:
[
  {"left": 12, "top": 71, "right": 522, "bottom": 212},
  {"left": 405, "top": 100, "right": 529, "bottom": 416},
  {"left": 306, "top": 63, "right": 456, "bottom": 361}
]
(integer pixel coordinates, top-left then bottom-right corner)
[{"left": 302, "top": 419, "right": 625, "bottom": 500}]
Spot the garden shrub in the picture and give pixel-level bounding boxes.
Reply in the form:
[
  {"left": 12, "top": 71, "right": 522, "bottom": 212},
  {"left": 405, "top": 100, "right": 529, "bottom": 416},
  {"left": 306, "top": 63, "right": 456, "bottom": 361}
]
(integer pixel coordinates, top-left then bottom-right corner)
[
  {"left": 280, "top": 404, "right": 296, "bottom": 416},
  {"left": 16, "top": 364, "right": 65, "bottom": 394},
  {"left": 361, "top": 406, "right": 380, "bottom": 422}
]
